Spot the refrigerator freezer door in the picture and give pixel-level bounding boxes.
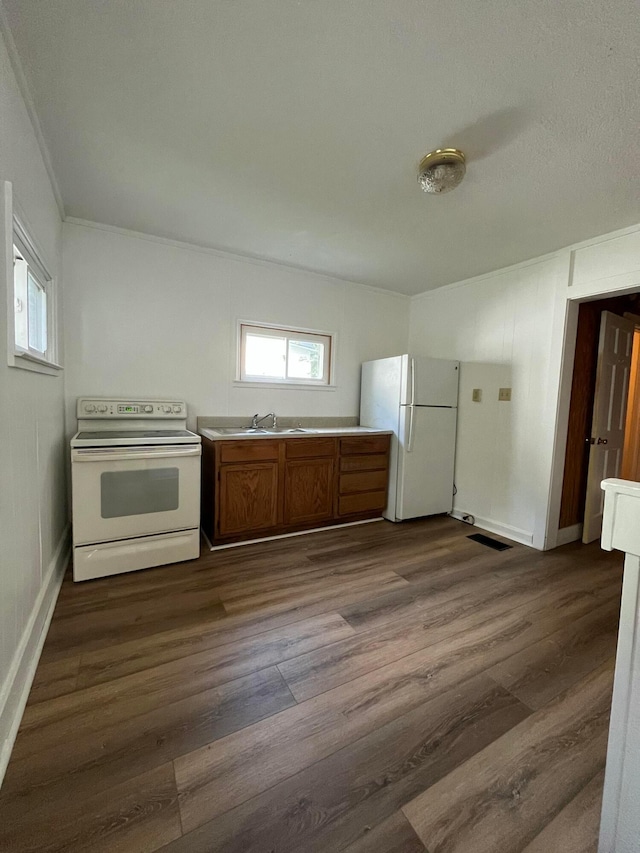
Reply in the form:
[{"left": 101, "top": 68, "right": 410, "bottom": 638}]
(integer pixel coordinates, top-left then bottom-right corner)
[
  {"left": 360, "top": 356, "right": 403, "bottom": 521},
  {"left": 360, "top": 356, "right": 402, "bottom": 429},
  {"left": 400, "top": 356, "right": 459, "bottom": 407},
  {"left": 396, "top": 406, "right": 457, "bottom": 519}
]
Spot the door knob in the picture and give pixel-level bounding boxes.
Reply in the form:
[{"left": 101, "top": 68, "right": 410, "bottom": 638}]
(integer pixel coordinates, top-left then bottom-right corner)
[{"left": 597, "top": 437, "right": 608, "bottom": 445}]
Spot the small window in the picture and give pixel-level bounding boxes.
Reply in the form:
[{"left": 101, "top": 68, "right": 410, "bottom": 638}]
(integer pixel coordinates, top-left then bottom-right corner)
[
  {"left": 239, "top": 323, "right": 333, "bottom": 386},
  {"left": 10, "top": 212, "right": 59, "bottom": 372},
  {"left": 14, "top": 245, "right": 48, "bottom": 354}
]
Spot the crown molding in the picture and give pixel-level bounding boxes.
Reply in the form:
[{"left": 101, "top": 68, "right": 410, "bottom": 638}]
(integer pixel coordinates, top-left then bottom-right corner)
[
  {"left": 410, "top": 250, "right": 565, "bottom": 303},
  {"left": 411, "top": 219, "right": 640, "bottom": 303},
  {"left": 0, "top": 1, "right": 65, "bottom": 219},
  {"left": 64, "top": 216, "right": 411, "bottom": 301}
]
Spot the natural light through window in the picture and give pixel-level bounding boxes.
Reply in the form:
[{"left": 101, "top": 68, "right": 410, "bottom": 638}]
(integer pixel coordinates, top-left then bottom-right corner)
[
  {"left": 239, "top": 323, "right": 332, "bottom": 386},
  {"left": 4, "top": 182, "right": 59, "bottom": 376},
  {"left": 14, "top": 243, "right": 49, "bottom": 356}
]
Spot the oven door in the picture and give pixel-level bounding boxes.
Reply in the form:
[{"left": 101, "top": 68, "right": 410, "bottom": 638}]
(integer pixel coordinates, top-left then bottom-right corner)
[{"left": 71, "top": 444, "right": 201, "bottom": 546}]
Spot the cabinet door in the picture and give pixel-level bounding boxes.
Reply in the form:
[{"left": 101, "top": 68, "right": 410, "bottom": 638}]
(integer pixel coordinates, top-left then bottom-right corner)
[
  {"left": 284, "top": 458, "right": 334, "bottom": 526},
  {"left": 218, "top": 462, "right": 279, "bottom": 537}
]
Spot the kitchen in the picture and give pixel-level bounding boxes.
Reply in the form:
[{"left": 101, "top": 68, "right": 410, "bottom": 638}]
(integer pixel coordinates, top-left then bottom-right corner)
[{"left": 2, "top": 2, "right": 640, "bottom": 851}]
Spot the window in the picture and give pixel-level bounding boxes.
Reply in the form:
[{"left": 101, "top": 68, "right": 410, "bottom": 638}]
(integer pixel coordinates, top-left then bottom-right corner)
[
  {"left": 8, "top": 204, "right": 60, "bottom": 374},
  {"left": 239, "top": 323, "right": 333, "bottom": 386},
  {"left": 13, "top": 244, "right": 48, "bottom": 355}
]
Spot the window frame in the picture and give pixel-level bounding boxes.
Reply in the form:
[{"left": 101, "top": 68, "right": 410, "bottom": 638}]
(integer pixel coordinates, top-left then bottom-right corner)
[
  {"left": 236, "top": 321, "right": 336, "bottom": 389},
  {"left": 3, "top": 182, "right": 62, "bottom": 375}
]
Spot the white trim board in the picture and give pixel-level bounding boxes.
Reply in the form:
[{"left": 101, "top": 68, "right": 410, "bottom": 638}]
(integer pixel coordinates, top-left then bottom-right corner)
[
  {"left": 411, "top": 219, "right": 640, "bottom": 305},
  {"left": 0, "top": 524, "right": 70, "bottom": 787},
  {"left": 206, "top": 517, "right": 383, "bottom": 551},
  {"left": 410, "top": 250, "right": 567, "bottom": 304},
  {"left": 555, "top": 523, "right": 583, "bottom": 547},
  {"left": 0, "top": 2, "right": 65, "bottom": 219},
  {"left": 544, "top": 283, "right": 640, "bottom": 552},
  {"left": 449, "top": 510, "right": 534, "bottom": 548},
  {"left": 555, "top": 522, "right": 582, "bottom": 548},
  {"left": 64, "top": 217, "right": 410, "bottom": 301},
  {"left": 599, "top": 553, "right": 640, "bottom": 853}
]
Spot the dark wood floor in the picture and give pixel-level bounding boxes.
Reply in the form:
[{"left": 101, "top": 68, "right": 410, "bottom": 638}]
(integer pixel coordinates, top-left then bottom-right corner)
[{"left": 0, "top": 516, "right": 623, "bottom": 853}]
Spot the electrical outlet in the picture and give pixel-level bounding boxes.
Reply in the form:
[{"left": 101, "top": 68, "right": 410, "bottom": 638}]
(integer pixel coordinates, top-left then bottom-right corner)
[
  {"left": 498, "top": 387, "right": 512, "bottom": 401},
  {"left": 472, "top": 388, "right": 482, "bottom": 402}
]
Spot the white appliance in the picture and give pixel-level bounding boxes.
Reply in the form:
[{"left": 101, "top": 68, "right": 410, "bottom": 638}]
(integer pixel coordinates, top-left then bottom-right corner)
[
  {"left": 360, "top": 355, "right": 459, "bottom": 521},
  {"left": 71, "top": 398, "right": 202, "bottom": 581}
]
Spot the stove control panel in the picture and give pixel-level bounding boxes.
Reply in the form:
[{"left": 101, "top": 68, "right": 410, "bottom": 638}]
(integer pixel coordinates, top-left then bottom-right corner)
[{"left": 77, "top": 399, "right": 186, "bottom": 418}]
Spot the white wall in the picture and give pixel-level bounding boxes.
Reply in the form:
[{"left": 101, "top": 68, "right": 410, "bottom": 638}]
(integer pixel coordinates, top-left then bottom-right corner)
[
  {"left": 63, "top": 216, "right": 640, "bottom": 557},
  {"left": 62, "top": 221, "right": 410, "bottom": 430},
  {"left": 544, "top": 226, "right": 640, "bottom": 550},
  {"left": 410, "top": 255, "right": 567, "bottom": 546},
  {"left": 410, "top": 221, "right": 640, "bottom": 551},
  {"left": 0, "top": 24, "right": 67, "bottom": 782}
]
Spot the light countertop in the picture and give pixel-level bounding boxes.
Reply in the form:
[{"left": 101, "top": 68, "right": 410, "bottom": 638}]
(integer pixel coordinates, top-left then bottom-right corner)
[{"left": 199, "top": 426, "right": 393, "bottom": 441}]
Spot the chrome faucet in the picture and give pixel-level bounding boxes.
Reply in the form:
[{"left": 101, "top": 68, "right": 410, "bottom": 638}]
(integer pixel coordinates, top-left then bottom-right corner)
[{"left": 250, "top": 412, "right": 277, "bottom": 429}]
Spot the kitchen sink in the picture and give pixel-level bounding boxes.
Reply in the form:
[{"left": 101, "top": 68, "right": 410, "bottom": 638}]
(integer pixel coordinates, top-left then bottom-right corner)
[
  {"left": 207, "top": 426, "right": 317, "bottom": 436},
  {"left": 269, "top": 427, "right": 316, "bottom": 434},
  {"left": 202, "top": 426, "right": 381, "bottom": 439},
  {"left": 212, "top": 427, "right": 269, "bottom": 435}
]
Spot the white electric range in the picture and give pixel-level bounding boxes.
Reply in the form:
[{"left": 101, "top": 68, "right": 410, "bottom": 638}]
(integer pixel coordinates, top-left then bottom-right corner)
[{"left": 71, "top": 398, "right": 202, "bottom": 581}]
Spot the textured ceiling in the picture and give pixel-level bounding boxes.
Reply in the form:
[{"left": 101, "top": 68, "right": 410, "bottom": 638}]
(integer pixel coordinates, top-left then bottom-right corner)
[{"left": 3, "top": 0, "right": 640, "bottom": 294}]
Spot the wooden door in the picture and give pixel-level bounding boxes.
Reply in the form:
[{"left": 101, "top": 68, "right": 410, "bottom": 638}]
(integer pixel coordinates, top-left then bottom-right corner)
[
  {"left": 218, "top": 462, "right": 279, "bottom": 537},
  {"left": 283, "top": 458, "right": 334, "bottom": 526},
  {"left": 583, "top": 311, "right": 635, "bottom": 543},
  {"left": 621, "top": 327, "right": 640, "bottom": 481}
]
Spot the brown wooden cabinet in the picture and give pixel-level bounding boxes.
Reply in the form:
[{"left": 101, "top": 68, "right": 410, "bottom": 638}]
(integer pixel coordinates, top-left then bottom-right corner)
[
  {"left": 217, "top": 462, "right": 279, "bottom": 537},
  {"left": 283, "top": 438, "right": 335, "bottom": 526},
  {"left": 284, "top": 458, "right": 334, "bottom": 526},
  {"left": 201, "top": 432, "right": 390, "bottom": 544},
  {"left": 338, "top": 435, "right": 389, "bottom": 517}
]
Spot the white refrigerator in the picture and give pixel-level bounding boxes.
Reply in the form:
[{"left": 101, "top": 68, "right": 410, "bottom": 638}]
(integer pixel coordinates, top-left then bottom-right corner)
[{"left": 360, "top": 354, "right": 459, "bottom": 521}]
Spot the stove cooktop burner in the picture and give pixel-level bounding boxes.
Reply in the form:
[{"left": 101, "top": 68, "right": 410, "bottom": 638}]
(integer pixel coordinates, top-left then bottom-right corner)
[{"left": 76, "top": 430, "right": 194, "bottom": 440}]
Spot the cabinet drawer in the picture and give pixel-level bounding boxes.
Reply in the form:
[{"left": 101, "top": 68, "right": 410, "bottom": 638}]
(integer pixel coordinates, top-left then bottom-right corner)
[
  {"left": 340, "top": 453, "right": 388, "bottom": 472},
  {"left": 219, "top": 440, "right": 280, "bottom": 463},
  {"left": 285, "top": 438, "right": 336, "bottom": 459},
  {"left": 338, "top": 491, "right": 387, "bottom": 516},
  {"left": 340, "top": 435, "right": 390, "bottom": 456},
  {"left": 340, "top": 470, "right": 388, "bottom": 494}
]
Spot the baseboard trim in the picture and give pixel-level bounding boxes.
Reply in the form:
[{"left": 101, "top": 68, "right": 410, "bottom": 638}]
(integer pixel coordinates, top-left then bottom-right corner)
[
  {"left": 207, "top": 518, "right": 383, "bottom": 551},
  {"left": 0, "top": 524, "right": 70, "bottom": 787},
  {"left": 450, "top": 511, "right": 535, "bottom": 548},
  {"left": 556, "top": 523, "right": 583, "bottom": 547}
]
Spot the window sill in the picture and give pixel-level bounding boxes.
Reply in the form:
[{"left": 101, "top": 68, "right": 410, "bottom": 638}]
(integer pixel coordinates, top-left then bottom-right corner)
[
  {"left": 10, "top": 350, "right": 63, "bottom": 376},
  {"left": 234, "top": 380, "right": 336, "bottom": 392}
]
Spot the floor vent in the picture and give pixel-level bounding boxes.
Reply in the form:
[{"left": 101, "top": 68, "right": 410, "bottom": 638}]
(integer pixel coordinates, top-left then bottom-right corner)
[{"left": 467, "top": 533, "right": 512, "bottom": 551}]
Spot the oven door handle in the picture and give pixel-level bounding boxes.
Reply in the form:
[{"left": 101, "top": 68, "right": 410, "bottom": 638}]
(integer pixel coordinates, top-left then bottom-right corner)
[{"left": 72, "top": 445, "right": 201, "bottom": 463}]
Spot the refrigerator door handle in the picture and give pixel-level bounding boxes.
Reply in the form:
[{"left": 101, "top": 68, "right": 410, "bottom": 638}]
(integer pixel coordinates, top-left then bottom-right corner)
[
  {"left": 407, "top": 404, "right": 415, "bottom": 453},
  {"left": 410, "top": 357, "right": 416, "bottom": 406}
]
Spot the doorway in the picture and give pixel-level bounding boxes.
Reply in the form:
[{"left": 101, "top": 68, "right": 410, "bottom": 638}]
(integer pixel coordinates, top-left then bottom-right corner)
[
  {"left": 621, "top": 324, "right": 640, "bottom": 480},
  {"left": 558, "top": 292, "right": 640, "bottom": 542}
]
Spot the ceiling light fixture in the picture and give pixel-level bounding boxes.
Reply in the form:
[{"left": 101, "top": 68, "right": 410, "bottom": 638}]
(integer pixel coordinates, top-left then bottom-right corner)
[{"left": 417, "top": 148, "right": 466, "bottom": 194}]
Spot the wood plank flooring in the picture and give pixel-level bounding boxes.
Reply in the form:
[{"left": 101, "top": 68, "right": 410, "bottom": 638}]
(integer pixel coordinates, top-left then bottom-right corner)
[{"left": 0, "top": 516, "right": 623, "bottom": 852}]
